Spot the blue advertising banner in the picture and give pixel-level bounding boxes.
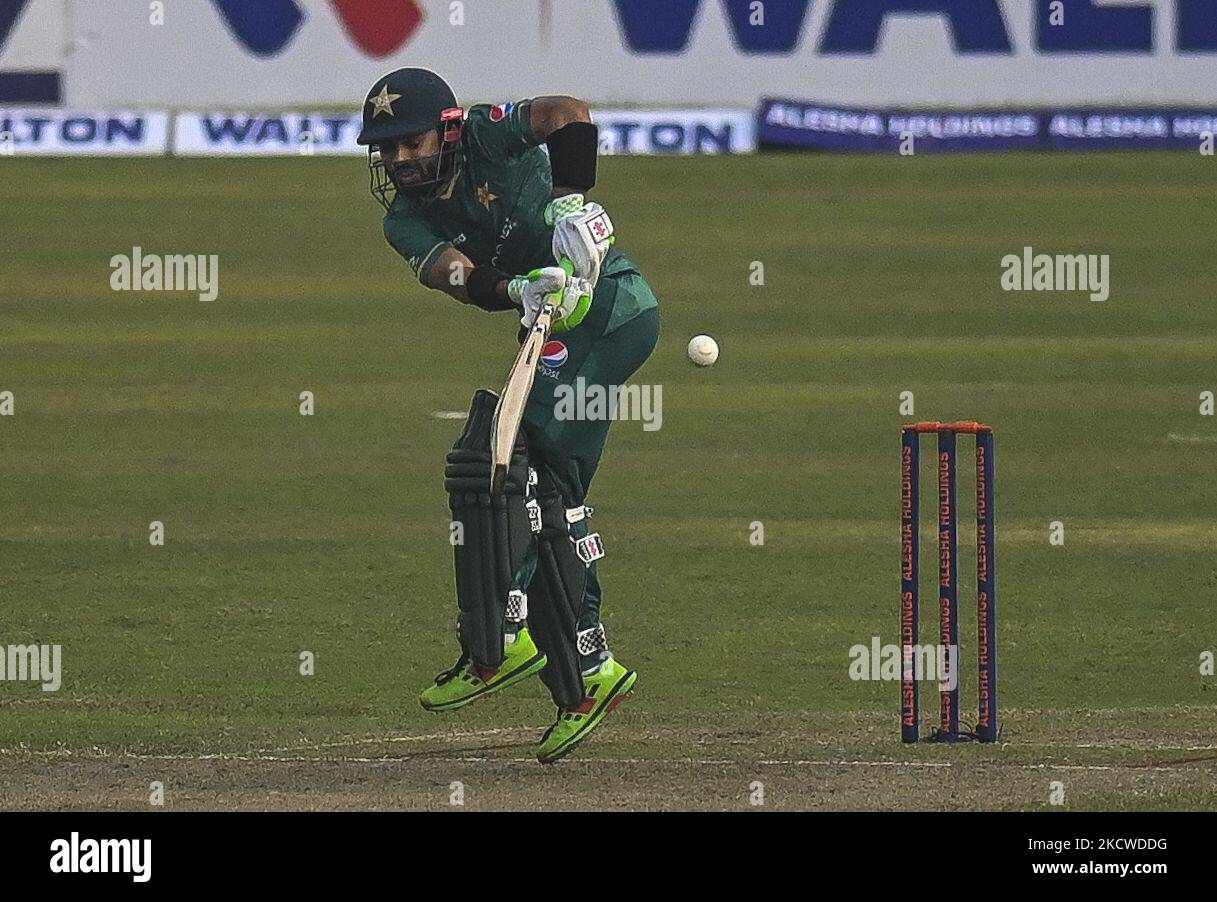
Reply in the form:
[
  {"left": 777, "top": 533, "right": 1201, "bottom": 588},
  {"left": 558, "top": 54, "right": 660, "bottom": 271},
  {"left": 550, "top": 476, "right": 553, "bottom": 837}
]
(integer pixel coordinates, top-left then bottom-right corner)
[
  {"left": 0, "top": 110, "right": 168, "bottom": 154},
  {"left": 1044, "top": 110, "right": 1217, "bottom": 151},
  {"left": 758, "top": 98, "right": 1217, "bottom": 153}
]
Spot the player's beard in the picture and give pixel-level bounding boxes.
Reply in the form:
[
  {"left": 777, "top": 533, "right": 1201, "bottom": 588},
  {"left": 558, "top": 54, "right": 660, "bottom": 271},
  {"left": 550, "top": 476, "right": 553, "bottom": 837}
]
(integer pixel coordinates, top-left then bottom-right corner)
[{"left": 390, "top": 153, "right": 442, "bottom": 199}]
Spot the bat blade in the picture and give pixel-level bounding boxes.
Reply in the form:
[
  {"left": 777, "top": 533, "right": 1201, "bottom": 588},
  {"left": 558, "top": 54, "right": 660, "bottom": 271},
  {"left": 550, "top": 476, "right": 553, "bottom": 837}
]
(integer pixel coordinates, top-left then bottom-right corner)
[
  {"left": 490, "top": 303, "right": 554, "bottom": 493},
  {"left": 489, "top": 258, "right": 573, "bottom": 493}
]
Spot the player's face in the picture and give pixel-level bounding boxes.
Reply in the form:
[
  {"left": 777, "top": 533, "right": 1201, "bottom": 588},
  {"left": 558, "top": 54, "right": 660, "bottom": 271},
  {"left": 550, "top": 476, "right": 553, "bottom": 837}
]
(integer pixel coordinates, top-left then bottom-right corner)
[{"left": 379, "top": 130, "right": 442, "bottom": 192}]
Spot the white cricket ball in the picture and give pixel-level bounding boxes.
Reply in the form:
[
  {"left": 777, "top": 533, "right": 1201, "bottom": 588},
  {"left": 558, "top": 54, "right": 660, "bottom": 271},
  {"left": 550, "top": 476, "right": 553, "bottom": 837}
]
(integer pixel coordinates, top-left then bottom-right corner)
[{"left": 687, "top": 334, "right": 719, "bottom": 367}]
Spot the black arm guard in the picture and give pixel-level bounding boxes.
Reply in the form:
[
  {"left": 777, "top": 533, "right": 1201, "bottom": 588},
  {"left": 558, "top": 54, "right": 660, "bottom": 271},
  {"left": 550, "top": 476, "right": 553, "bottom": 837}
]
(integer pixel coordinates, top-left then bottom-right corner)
[{"left": 546, "top": 121, "right": 598, "bottom": 192}]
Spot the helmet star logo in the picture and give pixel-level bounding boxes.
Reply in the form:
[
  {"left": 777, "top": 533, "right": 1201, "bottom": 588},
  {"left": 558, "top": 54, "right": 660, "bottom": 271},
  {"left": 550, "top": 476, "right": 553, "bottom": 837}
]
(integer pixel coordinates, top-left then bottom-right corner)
[
  {"left": 477, "top": 182, "right": 498, "bottom": 210},
  {"left": 369, "top": 85, "right": 402, "bottom": 118}
]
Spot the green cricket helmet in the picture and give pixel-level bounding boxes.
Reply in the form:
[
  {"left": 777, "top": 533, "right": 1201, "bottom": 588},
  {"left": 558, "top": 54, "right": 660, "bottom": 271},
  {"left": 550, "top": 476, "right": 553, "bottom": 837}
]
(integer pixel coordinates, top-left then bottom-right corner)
[{"left": 356, "top": 68, "right": 464, "bottom": 208}]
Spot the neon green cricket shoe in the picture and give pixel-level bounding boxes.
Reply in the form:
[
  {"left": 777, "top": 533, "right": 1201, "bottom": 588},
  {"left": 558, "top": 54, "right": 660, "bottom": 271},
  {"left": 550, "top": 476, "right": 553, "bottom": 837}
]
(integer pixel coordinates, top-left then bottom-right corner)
[
  {"left": 420, "top": 627, "right": 547, "bottom": 712},
  {"left": 537, "top": 656, "right": 636, "bottom": 764}
]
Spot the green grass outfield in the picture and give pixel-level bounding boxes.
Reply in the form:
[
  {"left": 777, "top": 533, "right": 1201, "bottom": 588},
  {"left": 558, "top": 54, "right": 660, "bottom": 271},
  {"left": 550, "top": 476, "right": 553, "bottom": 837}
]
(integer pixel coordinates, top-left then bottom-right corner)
[{"left": 1, "top": 153, "right": 1214, "bottom": 809}]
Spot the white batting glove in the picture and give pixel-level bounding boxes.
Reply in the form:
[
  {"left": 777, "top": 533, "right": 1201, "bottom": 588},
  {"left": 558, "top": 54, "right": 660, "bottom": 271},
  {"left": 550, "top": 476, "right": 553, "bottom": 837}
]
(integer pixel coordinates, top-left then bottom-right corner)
[
  {"left": 507, "top": 266, "right": 568, "bottom": 327},
  {"left": 546, "top": 195, "right": 615, "bottom": 285}
]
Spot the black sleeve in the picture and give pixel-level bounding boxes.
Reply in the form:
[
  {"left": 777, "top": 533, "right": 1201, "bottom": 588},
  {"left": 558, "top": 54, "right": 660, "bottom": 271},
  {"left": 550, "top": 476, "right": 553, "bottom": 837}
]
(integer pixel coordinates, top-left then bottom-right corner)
[{"left": 546, "top": 121, "right": 598, "bottom": 192}]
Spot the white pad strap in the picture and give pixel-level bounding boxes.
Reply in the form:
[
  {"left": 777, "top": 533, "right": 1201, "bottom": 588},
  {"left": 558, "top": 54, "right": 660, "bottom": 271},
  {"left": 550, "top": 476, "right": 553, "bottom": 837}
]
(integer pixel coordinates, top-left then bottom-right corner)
[{"left": 565, "top": 505, "right": 594, "bottom": 524}]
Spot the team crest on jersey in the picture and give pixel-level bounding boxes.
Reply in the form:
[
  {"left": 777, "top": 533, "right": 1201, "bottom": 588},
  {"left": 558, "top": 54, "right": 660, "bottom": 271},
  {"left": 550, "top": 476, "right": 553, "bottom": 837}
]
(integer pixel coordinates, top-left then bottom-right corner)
[
  {"left": 490, "top": 102, "right": 515, "bottom": 122},
  {"left": 540, "top": 341, "right": 568, "bottom": 369}
]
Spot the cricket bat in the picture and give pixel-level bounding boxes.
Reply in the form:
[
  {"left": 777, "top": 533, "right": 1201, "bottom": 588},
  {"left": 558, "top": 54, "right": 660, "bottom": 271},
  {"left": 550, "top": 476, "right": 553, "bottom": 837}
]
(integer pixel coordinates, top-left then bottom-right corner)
[{"left": 489, "top": 258, "right": 574, "bottom": 493}]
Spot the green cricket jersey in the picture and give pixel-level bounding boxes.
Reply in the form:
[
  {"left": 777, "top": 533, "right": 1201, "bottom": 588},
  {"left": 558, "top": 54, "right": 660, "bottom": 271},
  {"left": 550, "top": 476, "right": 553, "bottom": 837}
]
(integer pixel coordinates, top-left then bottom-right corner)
[{"left": 382, "top": 99, "right": 655, "bottom": 327}]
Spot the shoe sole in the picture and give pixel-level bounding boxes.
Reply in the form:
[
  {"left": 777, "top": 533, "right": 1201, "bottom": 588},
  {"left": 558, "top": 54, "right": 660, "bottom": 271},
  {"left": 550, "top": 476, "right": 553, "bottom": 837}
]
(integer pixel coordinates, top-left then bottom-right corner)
[
  {"left": 420, "top": 652, "right": 547, "bottom": 712},
  {"left": 537, "top": 669, "right": 637, "bottom": 764}
]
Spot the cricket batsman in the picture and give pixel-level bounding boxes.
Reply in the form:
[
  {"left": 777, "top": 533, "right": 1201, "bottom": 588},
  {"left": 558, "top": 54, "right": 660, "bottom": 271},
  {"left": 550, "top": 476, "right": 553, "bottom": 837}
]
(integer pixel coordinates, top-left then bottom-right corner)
[{"left": 356, "top": 69, "right": 660, "bottom": 762}]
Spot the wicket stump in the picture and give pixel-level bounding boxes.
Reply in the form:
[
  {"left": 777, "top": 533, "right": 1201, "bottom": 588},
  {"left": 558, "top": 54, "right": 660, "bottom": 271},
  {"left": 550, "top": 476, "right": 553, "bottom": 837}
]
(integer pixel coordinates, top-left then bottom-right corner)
[{"left": 900, "top": 421, "right": 999, "bottom": 743}]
